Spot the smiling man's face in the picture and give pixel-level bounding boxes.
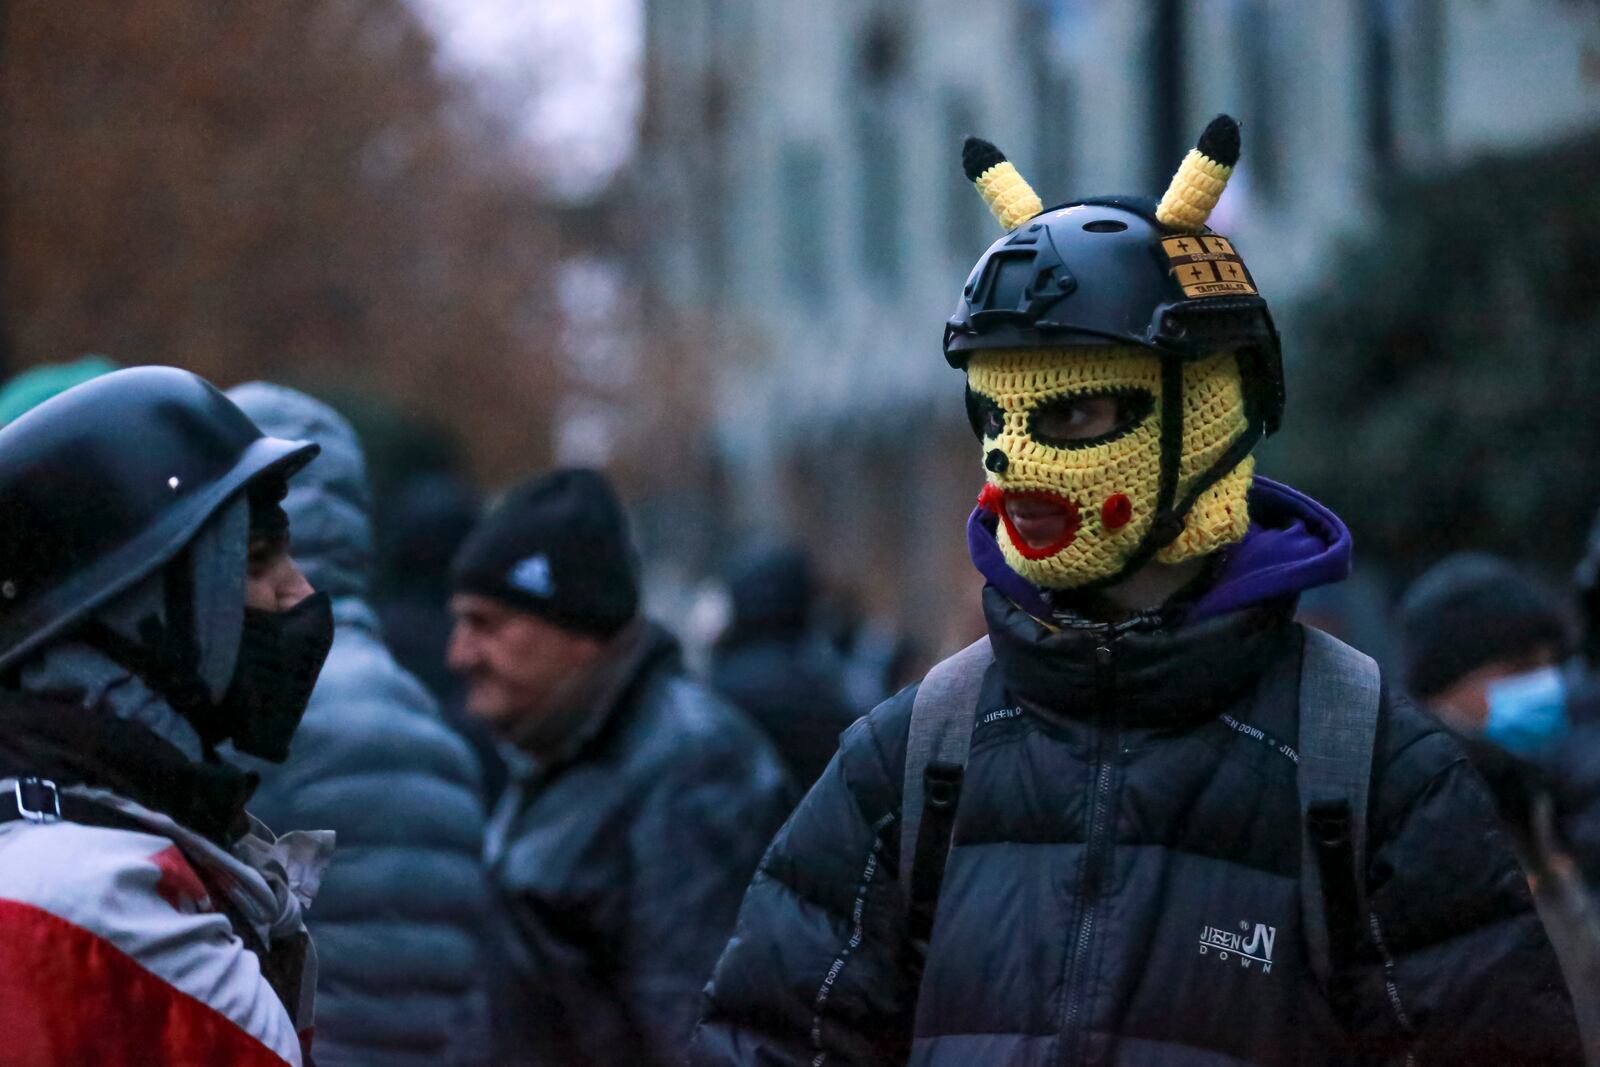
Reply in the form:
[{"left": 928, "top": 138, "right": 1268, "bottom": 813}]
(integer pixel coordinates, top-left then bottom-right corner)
[{"left": 966, "top": 345, "right": 1252, "bottom": 590}]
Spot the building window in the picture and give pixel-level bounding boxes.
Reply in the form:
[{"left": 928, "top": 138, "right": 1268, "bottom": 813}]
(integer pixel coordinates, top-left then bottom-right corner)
[
  {"left": 1236, "top": 0, "right": 1281, "bottom": 203},
  {"left": 856, "top": 108, "right": 903, "bottom": 287},
  {"left": 853, "top": 14, "right": 906, "bottom": 288},
  {"left": 1031, "top": 75, "right": 1073, "bottom": 197},
  {"left": 1146, "top": 0, "right": 1187, "bottom": 192},
  {"left": 1362, "top": 0, "right": 1398, "bottom": 173},
  {"left": 944, "top": 91, "right": 987, "bottom": 259},
  {"left": 1021, "top": 2, "right": 1072, "bottom": 196},
  {"left": 780, "top": 143, "right": 828, "bottom": 301}
]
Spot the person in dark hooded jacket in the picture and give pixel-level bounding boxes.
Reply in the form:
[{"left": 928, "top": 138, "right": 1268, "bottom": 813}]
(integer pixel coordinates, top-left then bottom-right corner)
[
  {"left": 1398, "top": 553, "right": 1600, "bottom": 1063},
  {"left": 689, "top": 118, "right": 1580, "bottom": 1066},
  {"left": 710, "top": 544, "right": 861, "bottom": 791},
  {"left": 447, "top": 468, "right": 795, "bottom": 1067},
  {"left": 229, "top": 383, "right": 492, "bottom": 1067}
]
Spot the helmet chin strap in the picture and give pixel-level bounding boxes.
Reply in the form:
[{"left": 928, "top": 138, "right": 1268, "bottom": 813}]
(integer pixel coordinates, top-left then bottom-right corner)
[{"left": 1063, "top": 353, "right": 1264, "bottom": 594}]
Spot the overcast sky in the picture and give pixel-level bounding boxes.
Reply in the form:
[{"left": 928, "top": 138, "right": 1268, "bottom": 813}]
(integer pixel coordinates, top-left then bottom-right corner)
[{"left": 409, "top": 0, "right": 644, "bottom": 201}]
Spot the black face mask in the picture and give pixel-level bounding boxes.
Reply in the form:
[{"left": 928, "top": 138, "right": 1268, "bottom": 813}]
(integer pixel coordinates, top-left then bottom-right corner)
[{"left": 219, "top": 591, "right": 334, "bottom": 762}]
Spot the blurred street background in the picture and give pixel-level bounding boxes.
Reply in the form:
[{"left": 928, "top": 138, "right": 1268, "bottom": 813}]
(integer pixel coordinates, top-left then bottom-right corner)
[{"left": 3, "top": 0, "right": 1599, "bottom": 673}]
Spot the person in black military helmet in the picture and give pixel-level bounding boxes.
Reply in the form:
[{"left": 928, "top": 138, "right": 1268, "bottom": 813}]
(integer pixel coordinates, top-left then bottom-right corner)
[
  {"left": 690, "top": 116, "right": 1581, "bottom": 1066},
  {"left": 0, "top": 366, "right": 335, "bottom": 1066}
]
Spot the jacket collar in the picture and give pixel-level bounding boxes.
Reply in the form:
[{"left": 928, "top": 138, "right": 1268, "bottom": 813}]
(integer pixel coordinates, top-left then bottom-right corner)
[
  {"left": 983, "top": 585, "right": 1296, "bottom": 728},
  {"left": 507, "top": 619, "right": 679, "bottom": 774},
  {"left": 0, "top": 689, "right": 256, "bottom": 844}
]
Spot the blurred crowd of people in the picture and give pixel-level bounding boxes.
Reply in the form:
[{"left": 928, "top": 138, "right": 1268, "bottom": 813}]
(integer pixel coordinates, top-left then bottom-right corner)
[
  {"left": 2, "top": 115, "right": 1599, "bottom": 1062},
  {"left": 6, "top": 353, "right": 1600, "bottom": 1065},
  {"left": 0, "top": 359, "right": 918, "bottom": 1067}
]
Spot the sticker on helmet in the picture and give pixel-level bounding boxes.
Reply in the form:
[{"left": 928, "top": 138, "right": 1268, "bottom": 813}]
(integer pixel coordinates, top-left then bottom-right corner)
[{"left": 1160, "top": 235, "right": 1258, "bottom": 298}]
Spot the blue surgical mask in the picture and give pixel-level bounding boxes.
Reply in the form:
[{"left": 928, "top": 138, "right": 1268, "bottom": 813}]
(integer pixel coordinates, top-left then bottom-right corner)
[{"left": 1483, "top": 666, "right": 1568, "bottom": 758}]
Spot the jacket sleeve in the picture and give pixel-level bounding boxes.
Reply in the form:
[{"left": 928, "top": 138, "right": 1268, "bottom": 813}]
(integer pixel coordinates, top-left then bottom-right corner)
[
  {"left": 1349, "top": 698, "right": 1583, "bottom": 1065},
  {"left": 688, "top": 694, "right": 918, "bottom": 1067}
]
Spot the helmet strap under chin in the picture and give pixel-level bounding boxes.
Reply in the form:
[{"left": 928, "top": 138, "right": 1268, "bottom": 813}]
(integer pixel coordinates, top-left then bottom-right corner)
[
  {"left": 1065, "top": 355, "right": 1185, "bottom": 592},
  {"left": 1068, "top": 353, "right": 1263, "bottom": 593}
]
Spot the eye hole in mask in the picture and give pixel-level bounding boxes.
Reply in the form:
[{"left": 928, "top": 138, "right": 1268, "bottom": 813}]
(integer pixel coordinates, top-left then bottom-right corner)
[
  {"left": 965, "top": 387, "right": 1006, "bottom": 441},
  {"left": 1029, "top": 388, "right": 1155, "bottom": 450}
]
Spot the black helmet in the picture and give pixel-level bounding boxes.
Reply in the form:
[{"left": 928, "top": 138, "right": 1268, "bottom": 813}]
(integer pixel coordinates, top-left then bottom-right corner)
[
  {"left": 948, "top": 116, "right": 1284, "bottom": 578},
  {"left": 0, "top": 366, "right": 319, "bottom": 671},
  {"left": 944, "top": 197, "right": 1284, "bottom": 436}
]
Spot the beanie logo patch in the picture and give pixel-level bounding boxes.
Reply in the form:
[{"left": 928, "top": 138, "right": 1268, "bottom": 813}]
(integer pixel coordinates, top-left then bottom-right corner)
[{"left": 510, "top": 554, "right": 555, "bottom": 599}]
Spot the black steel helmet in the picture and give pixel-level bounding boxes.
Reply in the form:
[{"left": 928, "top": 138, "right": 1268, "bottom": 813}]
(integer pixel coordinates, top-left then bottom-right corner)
[{"left": 0, "top": 366, "right": 319, "bottom": 671}]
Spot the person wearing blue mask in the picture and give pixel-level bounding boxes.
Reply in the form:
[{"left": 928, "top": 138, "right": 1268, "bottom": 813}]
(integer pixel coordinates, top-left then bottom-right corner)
[
  {"left": 1400, "top": 553, "right": 1574, "bottom": 750},
  {"left": 1400, "top": 552, "right": 1600, "bottom": 1063}
]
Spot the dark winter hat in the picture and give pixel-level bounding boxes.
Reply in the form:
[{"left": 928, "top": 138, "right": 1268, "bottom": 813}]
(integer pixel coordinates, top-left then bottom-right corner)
[
  {"left": 726, "top": 544, "right": 815, "bottom": 635},
  {"left": 450, "top": 468, "right": 640, "bottom": 637},
  {"left": 1398, "top": 553, "right": 1573, "bottom": 698}
]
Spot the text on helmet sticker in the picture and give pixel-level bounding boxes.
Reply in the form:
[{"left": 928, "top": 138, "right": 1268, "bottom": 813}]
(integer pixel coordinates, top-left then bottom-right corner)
[{"left": 1160, "top": 235, "right": 1258, "bottom": 298}]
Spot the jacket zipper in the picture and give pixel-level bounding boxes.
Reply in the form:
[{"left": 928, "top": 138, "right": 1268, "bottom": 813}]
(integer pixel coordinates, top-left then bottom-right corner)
[{"left": 1059, "top": 641, "right": 1118, "bottom": 1067}]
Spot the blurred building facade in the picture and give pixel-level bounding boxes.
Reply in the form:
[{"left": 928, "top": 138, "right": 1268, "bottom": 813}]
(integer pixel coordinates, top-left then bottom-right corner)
[{"left": 634, "top": 0, "right": 1600, "bottom": 654}]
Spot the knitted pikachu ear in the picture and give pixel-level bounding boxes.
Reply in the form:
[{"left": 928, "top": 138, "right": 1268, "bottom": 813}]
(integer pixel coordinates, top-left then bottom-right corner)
[
  {"left": 963, "top": 137, "right": 1043, "bottom": 231},
  {"left": 1155, "top": 115, "right": 1241, "bottom": 233}
]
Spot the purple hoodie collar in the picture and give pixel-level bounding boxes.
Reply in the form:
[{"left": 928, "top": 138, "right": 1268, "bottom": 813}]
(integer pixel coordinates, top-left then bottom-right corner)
[{"left": 966, "top": 476, "right": 1352, "bottom": 625}]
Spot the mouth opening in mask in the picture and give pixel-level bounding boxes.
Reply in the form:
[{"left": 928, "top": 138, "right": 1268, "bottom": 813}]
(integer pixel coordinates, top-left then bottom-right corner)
[{"left": 992, "top": 488, "right": 1083, "bottom": 559}]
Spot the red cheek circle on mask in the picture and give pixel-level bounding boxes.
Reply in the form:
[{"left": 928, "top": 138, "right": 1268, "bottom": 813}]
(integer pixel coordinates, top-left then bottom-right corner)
[
  {"left": 993, "top": 489, "right": 1083, "bottom": 560},
  {"left": 1101, "top": 493, "right": 1133, "bottom": 530}
]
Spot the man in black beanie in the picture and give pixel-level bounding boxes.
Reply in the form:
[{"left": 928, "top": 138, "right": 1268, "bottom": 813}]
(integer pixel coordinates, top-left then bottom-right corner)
[{"left": 448, "top": 468, "right": 795, "bottom": 1067}]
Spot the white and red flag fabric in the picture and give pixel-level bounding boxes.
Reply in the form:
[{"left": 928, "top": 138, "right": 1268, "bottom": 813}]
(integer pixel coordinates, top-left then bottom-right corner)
[{"left": 0, "top": 780, "right": 332, "bottom": 1066}]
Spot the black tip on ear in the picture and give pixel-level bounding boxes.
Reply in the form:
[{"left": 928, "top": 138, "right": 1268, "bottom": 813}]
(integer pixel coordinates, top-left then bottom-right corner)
[
  {"left": 962, "top": 137, "right": 1006, "bottom": 182},
  {"left": 1196, "top": 114, "right": 1240, "bottom": 167}
]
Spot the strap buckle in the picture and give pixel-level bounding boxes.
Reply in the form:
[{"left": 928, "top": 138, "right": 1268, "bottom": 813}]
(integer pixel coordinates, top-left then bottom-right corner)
[{"left": 15, "top": 777, "right": 61, "bottom": 823}]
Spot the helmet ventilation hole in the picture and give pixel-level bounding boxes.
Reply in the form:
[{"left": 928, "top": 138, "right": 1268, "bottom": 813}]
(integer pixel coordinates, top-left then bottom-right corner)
[{"left": 1083, "top": 219, "right": 1128, "bottom": 233}]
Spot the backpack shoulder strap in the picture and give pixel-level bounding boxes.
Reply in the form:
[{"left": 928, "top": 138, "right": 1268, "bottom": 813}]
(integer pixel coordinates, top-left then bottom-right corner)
[
  {"left": 1297, "top": 624, "right": 1382, "bottom": 997},
  {"left": 901, "top": 636, "right": 992, "bottom": 944}
]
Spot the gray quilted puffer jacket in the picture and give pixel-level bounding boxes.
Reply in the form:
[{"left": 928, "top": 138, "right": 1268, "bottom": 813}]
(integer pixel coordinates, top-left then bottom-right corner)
[{"left": 229, "top": 383, "right": 492, "bottom": 1067}]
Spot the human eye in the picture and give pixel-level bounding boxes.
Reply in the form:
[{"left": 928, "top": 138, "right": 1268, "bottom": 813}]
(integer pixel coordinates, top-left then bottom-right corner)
[
  {"left": 1029, "top": 390, "right": 1153, "bottom": 449},
  {"left": 964, "top": 387, "right": 1006, "bottom": 441}
]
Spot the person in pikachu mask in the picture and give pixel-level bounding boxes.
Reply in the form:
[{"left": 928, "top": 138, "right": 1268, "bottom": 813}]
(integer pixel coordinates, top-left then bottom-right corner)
[{"left": 689, "top": 116, "right": 1583, "bottom": 1066}]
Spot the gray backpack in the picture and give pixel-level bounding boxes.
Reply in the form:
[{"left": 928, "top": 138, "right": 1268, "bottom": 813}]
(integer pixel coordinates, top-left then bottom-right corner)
[{"left": 899, "top": 625, "right": 1381, "bottom": 997}]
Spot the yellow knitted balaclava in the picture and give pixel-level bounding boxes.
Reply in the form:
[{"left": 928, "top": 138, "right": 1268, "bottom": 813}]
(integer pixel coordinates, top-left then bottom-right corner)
[
  {"left": 968, "top": 346, "right": 1253, "bottom": 590},
  {"left": 961, "top": 115, "right": 1257, "bottom": 590}
]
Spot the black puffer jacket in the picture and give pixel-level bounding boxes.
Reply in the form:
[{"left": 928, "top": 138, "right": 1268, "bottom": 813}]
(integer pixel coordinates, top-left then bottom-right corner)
[
  {"left": 691, "top": 588, "right": 1581, "bottom": 1066},
  {"left": 487, "top": 623, "right": 795, "bottom": 1067}
]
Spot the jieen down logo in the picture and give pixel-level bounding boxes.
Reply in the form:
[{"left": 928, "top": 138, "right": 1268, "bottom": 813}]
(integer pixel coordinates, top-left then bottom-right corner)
[{"left": 1198, "top": 920, "right": 1277, "bottom": 974}]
